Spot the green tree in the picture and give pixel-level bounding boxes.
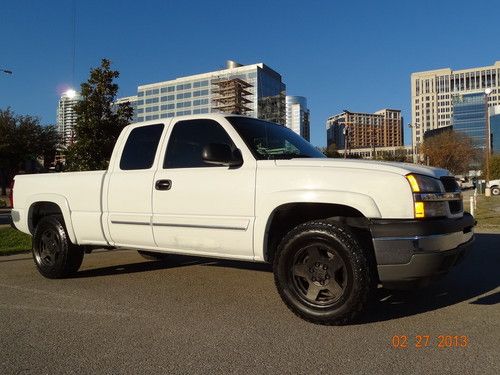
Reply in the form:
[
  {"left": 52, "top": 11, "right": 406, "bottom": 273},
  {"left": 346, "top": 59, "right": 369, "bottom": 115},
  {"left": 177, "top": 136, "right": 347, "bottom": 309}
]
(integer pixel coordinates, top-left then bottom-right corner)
[
  {"left": 376, "top": 148, "right": 409, "bottom": 162},
  {"left": 0, "top": 108, "right": 59, "bottom": 194},
  {"left": 323, "top": 144, "right": 342, "bottom": 158},
  {"left": 420, "top": 130, "right": 478, "bottom": 174},
  {"left": 487, "top": 154, "right": 500, "bottom": 179},
  {"left": 65, "top": 59, "right": 133, "bottom": 171}
]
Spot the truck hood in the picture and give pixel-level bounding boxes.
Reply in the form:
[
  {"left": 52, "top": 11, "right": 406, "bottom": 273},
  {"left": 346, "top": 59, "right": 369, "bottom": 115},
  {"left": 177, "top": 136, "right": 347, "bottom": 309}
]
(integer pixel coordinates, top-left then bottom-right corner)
[{"left": 274, "top": 158, "right": 450, "bottom": 178}]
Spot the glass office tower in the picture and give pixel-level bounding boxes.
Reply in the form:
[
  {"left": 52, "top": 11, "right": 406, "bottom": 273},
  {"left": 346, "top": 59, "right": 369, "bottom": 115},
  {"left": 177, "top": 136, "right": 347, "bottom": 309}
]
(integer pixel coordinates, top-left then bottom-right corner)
[
  {"left": 134, "top": 61, "right": 286, "bottom": 125},
  {"left": 452, "top": 92, "right": 487, "bottom": 148},
  {"left": 286, "top": 96, "right": 310, "bottom": 140},
  {"left": 491, "top": 106, "right": 500, "bottom": 154}
]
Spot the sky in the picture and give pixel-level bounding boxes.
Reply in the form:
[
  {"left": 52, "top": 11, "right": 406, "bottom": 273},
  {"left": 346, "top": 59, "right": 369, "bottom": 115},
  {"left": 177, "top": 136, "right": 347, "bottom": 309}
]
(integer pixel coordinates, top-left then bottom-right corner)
[{"left": 1, "top": 0, "right": 499, "bottom": 147}]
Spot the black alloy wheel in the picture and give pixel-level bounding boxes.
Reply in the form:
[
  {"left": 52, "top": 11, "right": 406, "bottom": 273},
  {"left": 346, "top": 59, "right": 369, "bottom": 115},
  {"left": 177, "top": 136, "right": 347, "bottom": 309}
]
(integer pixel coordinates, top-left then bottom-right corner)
[
  {"left": 32, "top": 215, "right": 84, "bottom": 278},
  {"left": 291, "top": 244, "right": 348, "bottom": 308},
  {"left": 274, "top": 220, "right": 373, "bottom": 325}
]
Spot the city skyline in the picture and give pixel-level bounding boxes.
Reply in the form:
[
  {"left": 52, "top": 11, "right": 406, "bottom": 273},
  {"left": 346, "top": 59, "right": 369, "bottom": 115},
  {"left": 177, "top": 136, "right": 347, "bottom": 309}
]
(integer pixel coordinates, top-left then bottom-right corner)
[
  {"left": 1, "top": 0, "right": 499, "bottom": 147},
  {"left": 411, "top": 61, "right": 500, "bottom": 148}
]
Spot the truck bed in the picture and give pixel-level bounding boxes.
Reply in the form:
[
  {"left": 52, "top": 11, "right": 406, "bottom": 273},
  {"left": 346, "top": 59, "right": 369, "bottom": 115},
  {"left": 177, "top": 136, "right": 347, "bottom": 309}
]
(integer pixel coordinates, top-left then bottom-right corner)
[{"left": 13, "top": 171, "right": 107, "bottom": 244}]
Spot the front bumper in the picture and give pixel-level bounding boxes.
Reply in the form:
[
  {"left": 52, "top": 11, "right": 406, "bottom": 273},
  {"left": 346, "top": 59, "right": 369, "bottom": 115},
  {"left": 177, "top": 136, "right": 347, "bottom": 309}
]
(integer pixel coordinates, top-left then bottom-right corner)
[{"left": 370, "top": 213, "right": 475, "bottom": 289}]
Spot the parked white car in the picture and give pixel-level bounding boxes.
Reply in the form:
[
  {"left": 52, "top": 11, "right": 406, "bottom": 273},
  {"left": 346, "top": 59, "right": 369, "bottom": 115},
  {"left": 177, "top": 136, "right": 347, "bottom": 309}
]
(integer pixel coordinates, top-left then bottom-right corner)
[
  {"left": 11, "top": 114, "right": 474, "bottom": 325},
  {"left": 487, "top": 179, "right": 500, "bottom": 195}
]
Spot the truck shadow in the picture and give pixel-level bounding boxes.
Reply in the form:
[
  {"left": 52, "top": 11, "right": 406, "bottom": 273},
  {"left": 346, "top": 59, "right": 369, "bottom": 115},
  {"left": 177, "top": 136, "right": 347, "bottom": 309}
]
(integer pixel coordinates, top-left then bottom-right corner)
[
  {"left": 72, "top": 233, "right": 499, "bottom": 323},
  {"left": 359, "top": 232, "right": 500, "bottom": 323}
]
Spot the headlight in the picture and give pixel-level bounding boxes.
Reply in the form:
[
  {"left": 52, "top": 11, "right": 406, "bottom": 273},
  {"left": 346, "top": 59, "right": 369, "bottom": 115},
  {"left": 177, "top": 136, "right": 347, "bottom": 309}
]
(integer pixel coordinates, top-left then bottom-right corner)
[
  {"left": 406, "top": 174, "right": 448, "bottom": 218},
  {"left": 405, "top": 174, "right": 445, "bottom": 193}
]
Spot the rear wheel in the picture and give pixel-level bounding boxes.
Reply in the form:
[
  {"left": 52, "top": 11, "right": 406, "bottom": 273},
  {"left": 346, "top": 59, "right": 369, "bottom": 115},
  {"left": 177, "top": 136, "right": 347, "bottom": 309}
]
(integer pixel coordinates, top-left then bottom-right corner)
[
  {"left": 491, "top": 186, "right": 500, "bottom": 196},
  {"left": 137, "top": 250, "right": 169, "bottom": 261},
  {"left": 32, "top": 215, "right": 84, "bottom": 278},
  {"left": 274, "top": 220, "right": 373, "bottom": 325}
]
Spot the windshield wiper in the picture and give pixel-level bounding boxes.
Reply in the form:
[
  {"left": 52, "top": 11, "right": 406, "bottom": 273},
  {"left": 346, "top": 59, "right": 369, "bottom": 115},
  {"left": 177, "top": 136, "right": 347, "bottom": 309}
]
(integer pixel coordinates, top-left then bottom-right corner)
[{"left": 270, "top": 153, "right": 313, "bottom": 160}]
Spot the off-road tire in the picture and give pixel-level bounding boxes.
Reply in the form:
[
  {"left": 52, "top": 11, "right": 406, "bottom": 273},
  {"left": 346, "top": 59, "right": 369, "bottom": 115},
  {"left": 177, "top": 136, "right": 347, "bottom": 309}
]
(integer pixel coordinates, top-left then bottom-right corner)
[
  {"left": 32, "top": 215, "right": 84, "bottom": 278},
  {"left": 137, "top": 250, "right": 169, "bottom": 261},
  {"left": 273, "top": 220, "right": 374, "bottom": 325}
]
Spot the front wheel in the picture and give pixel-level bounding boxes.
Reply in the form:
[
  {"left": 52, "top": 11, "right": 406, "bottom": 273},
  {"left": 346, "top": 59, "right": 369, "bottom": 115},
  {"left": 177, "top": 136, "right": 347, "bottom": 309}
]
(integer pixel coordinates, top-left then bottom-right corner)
[
  {"left": 32, "top": 215, "right": 84, "bottom": 278},
  {"left": 273, "top": 220, "right": 374, "bottom": 325},
  {"left": 491, "top": 186, "right": 500, "bottom": 196}
]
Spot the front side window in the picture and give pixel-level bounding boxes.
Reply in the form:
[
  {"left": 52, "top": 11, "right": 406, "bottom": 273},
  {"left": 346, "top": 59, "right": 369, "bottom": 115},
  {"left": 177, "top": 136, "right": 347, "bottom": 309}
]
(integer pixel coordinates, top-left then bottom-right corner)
[
  {"left": 120, "top": 124, "right": 164, "bottom": 170},
  {"left": 164, "top": 119, "right": 235, "bottom": 168},
  {"left": 227, "top": 117, "right": 324, "bottom": 160}
]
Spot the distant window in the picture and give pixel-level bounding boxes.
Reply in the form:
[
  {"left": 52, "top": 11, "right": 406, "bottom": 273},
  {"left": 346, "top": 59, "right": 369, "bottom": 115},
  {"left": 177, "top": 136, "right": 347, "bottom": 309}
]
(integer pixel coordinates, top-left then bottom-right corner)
[
  {"left": 138, "top": 91, "right": 145, "bottom": 97},
  {"left": 145, "top": 97, "right": 159, "bottom": 104},
  {"left": 176, "top": 83, "right": 192, "bottom": 91},
  {"left": 120, "top": 124, "right": 164, "bottom": 170},
  {"left": 164, "top": 119, "right": 235, "bottom": 168},
  {"left": 161, "top": 95, "right": 175, "bottom": 102},
  {"left": 161, "top": 104, "right": 175, "bottom": 110}
]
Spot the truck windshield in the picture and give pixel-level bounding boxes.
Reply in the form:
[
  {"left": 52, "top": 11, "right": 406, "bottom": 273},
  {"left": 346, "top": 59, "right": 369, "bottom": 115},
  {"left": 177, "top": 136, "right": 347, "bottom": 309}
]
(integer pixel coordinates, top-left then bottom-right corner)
[{"left": 227, "top": 116, "right": 325, "bottom": 160}]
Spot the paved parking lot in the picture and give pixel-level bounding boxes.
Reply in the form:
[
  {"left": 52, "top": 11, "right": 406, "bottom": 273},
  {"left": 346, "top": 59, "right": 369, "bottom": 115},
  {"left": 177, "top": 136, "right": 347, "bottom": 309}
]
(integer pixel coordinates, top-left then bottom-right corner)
[{"left": 0, "top": 232, "right": 498, "bottom": 374}]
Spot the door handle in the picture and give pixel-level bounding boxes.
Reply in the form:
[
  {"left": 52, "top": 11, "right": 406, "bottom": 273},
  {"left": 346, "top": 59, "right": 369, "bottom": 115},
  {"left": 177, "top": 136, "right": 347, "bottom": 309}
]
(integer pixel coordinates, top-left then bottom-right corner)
[{"left": 155, "top": 179, "right": 172, "bottom": 191}]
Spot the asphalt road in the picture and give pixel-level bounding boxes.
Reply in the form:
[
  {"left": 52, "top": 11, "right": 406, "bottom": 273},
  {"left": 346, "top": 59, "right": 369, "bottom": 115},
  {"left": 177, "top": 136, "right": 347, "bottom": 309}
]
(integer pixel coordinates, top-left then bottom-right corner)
[{"left": 0, "top": 232, "right": 499, "bottom": 374}]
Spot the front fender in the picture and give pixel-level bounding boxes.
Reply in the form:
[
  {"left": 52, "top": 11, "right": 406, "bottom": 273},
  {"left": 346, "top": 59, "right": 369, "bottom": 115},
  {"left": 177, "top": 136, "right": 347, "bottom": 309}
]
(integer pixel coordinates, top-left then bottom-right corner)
[
  {"left": 266, "top": 189, "right": 381, "bottom": 218},
  {"left": 253, "top": 189, "right": 381, "bottom": 261}
]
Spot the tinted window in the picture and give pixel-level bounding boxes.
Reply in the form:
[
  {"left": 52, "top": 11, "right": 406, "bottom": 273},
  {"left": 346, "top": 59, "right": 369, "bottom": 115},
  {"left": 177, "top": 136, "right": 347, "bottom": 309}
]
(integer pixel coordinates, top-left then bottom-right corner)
[
  {"left": 164, "top": 119, "right": 235, "bottom": 168},
  {"left": 120, "top": 124, "right": 164, "bottom": 170},
  {"left": 227, "top": 117, "right": 324, "bottom": 160}
]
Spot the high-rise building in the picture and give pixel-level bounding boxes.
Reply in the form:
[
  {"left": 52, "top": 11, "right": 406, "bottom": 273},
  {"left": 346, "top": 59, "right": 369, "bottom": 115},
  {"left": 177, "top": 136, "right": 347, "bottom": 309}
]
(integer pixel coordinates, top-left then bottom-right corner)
[
  {"left": 451, "top": 92, "right": 488, "bottom": 149},
  {"left": 411, "top": 61, "right": 500, "bottom": 147},
  {"left": 490, "top": 106, "right": 500, "bottom": 154},
  {"left": 56, "top": 89, "right": 81, "bottom": 147},
  {"left": 113, "top": 95, "right": 139, "bottom": 121},
  {"left": 134, "top": 60, "right": 286, "bottom": 124},
  {"left": 326, "top": 109, "right": 403, "bottom": 151},
  {"left": 286, "top": 96, "right": 310, "bottom": 141}
]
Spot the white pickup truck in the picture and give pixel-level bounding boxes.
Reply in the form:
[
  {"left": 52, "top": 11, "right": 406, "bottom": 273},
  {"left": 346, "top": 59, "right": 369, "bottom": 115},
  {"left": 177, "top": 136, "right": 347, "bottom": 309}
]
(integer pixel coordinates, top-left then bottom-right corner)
[{"left": 11, "top": 114, "right": 474, "bottom": 325}]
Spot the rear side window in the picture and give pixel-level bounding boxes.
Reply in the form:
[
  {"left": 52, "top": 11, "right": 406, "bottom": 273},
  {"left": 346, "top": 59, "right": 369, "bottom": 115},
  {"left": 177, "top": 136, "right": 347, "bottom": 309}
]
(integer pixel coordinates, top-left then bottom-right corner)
[
  {"left": 164, "top": 119, "right": 234, "bottom": 169},
  {"left": 120, "top": 124, "right": 164, "bottom": 170}
]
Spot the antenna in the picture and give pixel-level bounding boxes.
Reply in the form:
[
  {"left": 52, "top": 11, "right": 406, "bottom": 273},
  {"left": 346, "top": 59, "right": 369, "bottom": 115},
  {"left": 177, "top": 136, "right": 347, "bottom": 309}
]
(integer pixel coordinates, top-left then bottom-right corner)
[{"left": 71, "top": 0, "right": 76, "bottom": 87}]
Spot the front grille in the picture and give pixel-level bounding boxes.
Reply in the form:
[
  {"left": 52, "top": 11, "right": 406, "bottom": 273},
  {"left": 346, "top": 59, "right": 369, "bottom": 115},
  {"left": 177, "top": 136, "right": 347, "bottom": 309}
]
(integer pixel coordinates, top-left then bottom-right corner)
[{"left": 440, "top": 176, "right": 463, "bottom": 214}]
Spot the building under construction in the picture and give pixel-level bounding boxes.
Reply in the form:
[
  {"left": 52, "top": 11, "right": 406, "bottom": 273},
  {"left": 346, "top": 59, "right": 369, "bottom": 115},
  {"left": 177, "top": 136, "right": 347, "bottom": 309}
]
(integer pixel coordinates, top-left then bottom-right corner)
[{"left": 212, "top": 77, "right": 253, "bottom": 115}]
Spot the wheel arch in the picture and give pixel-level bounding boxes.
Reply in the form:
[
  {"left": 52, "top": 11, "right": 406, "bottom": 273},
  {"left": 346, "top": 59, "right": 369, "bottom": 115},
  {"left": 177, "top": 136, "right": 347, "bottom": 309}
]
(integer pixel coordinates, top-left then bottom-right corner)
[
  {"left": 262, "top": 201, "right": 376, "bottom": 264},
  {"left": 27, "top": 194, "right": 77, "bottom": 244}
]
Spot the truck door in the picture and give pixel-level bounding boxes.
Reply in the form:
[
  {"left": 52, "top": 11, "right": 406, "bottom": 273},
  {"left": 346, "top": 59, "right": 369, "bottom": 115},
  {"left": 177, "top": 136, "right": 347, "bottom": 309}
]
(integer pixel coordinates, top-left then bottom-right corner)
[
  {"left": 106, "top": 123, "right": 165, "bottom": 248},
  {"left": 152, "top": 118, "right": 256, "bottom": 258}
]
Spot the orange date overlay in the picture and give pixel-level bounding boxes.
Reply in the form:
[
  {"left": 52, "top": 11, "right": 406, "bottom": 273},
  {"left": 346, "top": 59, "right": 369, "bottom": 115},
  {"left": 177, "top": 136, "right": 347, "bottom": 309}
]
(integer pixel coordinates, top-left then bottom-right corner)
[{"left": 391, "top": 335, "right": 469, "bottom": 349}]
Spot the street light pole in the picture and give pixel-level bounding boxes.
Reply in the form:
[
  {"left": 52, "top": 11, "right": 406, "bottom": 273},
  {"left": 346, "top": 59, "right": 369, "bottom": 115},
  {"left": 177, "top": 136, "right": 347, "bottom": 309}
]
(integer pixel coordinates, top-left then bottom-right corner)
[
  {"left": 408, "top": 122, "right": 419, "bottom": 163},
  {"left": 343, "top": 110, "right": 351, "bottom": 159},
  {"left": 485, "top": 88, "right": 493, "bottom": 184},
  {"left": 343, "top": 124, "right": 348, "bottom": 159}
]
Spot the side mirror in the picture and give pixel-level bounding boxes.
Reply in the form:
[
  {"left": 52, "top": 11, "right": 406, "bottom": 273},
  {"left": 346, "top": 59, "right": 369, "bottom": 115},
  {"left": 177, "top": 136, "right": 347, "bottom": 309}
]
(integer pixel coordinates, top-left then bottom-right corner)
[{"left": 202, "top": 143, "right": 243, "bottom": 167}]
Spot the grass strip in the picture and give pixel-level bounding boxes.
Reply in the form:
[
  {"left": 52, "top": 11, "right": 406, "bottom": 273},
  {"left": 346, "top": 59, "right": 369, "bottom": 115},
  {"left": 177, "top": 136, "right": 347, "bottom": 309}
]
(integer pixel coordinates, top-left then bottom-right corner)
[{"left": 0, "top": 227, "right": 32, "bottom": 255}]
